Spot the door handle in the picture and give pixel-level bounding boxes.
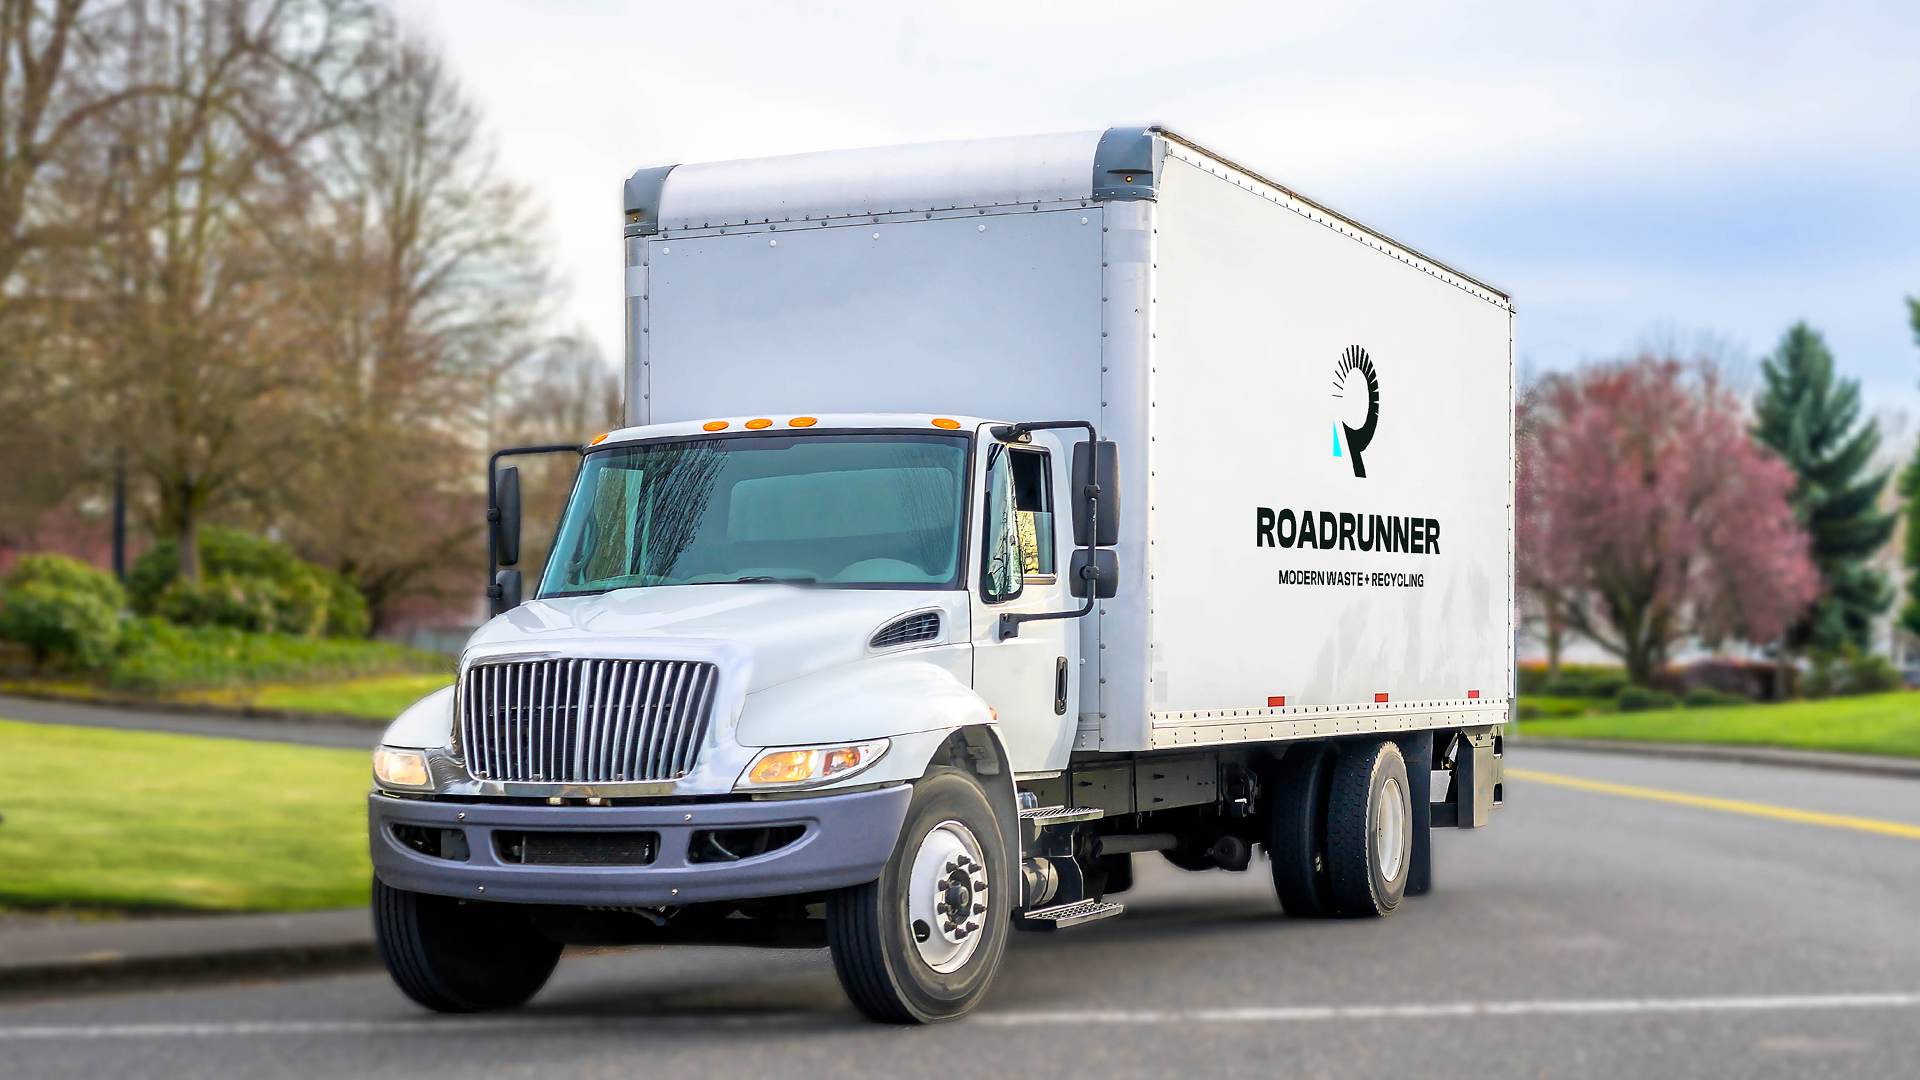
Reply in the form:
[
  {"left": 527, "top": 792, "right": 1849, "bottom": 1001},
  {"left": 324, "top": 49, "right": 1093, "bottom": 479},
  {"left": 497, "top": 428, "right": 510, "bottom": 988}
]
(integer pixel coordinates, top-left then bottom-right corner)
[{"left": 1054, "top": 656, "right": 1069, "bottom": 716}]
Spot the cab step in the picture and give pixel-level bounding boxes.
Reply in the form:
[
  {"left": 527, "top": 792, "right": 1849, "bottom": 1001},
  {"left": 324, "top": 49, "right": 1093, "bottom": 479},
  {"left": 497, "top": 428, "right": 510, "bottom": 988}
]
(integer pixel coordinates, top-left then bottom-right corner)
[
  {"left": 1014, "top": 899, "right": 1125, "bottom": 932},
  {"left": 1019, "top": 805, "right": 1104, "bottom": 827}
]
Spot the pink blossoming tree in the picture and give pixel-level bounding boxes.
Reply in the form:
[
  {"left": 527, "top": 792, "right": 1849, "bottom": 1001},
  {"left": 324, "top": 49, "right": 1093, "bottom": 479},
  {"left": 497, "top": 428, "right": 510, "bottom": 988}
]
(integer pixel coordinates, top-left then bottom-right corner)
[{"left": 1518, "top": 356, "right": 1819, "bottom": 686}]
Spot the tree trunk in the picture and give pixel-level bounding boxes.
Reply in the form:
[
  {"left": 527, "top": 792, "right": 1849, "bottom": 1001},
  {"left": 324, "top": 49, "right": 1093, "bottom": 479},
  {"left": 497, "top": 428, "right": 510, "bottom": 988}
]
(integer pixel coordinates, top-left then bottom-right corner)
[
  {"left": 176, "top": 483, "right": 201, "bottom": 581},
  {"left": 1544, "top": 597, "right": 1565, "bottom": 680}
]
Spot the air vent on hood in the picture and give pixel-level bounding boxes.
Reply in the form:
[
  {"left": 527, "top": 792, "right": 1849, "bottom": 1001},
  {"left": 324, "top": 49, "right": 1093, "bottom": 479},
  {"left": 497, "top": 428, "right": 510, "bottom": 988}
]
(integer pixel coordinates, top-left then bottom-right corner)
[{"left": 870, "top": 611, "right": 941, "bottom": 650}]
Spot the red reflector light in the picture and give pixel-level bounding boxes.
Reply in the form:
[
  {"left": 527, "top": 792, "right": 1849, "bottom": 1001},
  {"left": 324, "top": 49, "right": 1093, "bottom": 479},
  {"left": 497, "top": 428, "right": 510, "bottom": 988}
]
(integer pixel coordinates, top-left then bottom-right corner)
[
  {"left": 1267, "top": 696, "right": 1285, "bottom": 707},
  {"left": 1375, "top": 693, "right": 1389, "bottom": 703},
  {"left": 1468, "top": 689, "right": 1481, "bottom": 699}
]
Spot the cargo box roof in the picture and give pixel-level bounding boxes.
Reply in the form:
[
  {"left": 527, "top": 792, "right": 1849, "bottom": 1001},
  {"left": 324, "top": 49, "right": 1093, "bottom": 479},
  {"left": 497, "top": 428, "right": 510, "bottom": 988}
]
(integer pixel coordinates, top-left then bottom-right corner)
[{"left": 623, "top": 126, "right": 1506, "bottom": 302}]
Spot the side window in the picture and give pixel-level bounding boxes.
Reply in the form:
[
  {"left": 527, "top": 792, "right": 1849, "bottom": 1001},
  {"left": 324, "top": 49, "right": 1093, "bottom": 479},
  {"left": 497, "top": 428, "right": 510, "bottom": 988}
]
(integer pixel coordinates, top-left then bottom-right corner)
[
  {"left": 1009, "top": 448, "right": 1055, "bottom": 579},
  {"left": 981, "top": 445, "right": 1023, "bottom": 603}
]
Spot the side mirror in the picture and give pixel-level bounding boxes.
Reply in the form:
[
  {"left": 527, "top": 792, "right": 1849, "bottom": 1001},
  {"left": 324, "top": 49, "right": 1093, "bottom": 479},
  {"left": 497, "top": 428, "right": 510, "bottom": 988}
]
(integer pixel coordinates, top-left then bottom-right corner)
[
  {"left": 1068, "top": 549, "right": 1119, "bottom": 599},
  {"left": 491, "top": 466, "right": 521, "bottom": 566},
  {"left": 488, "top": 568, "right": 523, "bottom": 614},
  {"left": 1070, "top": 441, "right": 1120, "bottom": 547}
]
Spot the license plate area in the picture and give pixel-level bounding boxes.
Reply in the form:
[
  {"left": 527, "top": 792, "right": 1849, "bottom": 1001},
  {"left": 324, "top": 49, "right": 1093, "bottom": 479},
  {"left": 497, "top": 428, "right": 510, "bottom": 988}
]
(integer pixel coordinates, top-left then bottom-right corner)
[{"left": 494, "top": 830, "right": 659, "bottom": 866}]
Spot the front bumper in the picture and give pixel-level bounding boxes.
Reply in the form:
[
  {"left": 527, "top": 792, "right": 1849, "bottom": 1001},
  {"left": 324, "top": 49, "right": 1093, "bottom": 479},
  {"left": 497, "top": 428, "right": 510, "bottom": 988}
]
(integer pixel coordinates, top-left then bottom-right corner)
[{"left": 368, "top": 785, "right": 912, "bottom": 906}]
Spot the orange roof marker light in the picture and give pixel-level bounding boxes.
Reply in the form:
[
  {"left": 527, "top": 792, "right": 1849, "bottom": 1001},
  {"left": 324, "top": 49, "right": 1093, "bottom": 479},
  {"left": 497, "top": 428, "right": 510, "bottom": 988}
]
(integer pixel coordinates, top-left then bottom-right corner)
[
  {"left": 789, "top": 416, "right": 817, "bottom": 428},
  {"left": 931, "top": 418, "right": 961, "bottom": 429},
  {"left": 703, "top": 420, "right": 729, "bottom": 432},
  {"left": 589, "top": 432, "right": 611, "bottom": 446},
  {"left": 744, "top": 418, "right": 773, "bottom": 430}
]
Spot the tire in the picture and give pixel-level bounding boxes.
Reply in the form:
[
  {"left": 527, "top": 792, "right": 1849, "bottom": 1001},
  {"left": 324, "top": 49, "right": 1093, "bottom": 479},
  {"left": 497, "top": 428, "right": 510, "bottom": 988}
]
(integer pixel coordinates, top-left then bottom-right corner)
[
  {"left": 826, "top": 768, "right": 1012, "bottom": 1024},
  {"left": 373, "top": 877, "right": 562, "bottom": 1013},
  {"left": 1269, "top": 743, "right": 1336, "bottom": 917},
  {"left": 1325, "top": 740, "right": 1413, "bottom": 918}
]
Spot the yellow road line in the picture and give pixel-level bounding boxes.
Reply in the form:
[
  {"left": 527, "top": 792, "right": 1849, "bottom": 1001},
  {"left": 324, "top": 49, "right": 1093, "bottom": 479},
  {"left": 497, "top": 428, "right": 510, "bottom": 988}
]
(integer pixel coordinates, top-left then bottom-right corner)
[{"left": 1506, "top": 767, "right": 1920, "bottom": 841}]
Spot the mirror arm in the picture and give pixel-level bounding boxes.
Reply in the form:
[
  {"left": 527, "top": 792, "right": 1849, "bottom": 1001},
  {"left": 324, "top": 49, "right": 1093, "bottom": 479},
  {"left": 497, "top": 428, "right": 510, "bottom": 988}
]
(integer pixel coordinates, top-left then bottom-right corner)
[
  {"left": 992, "top": 420, "right": 1102, "bottom": 641},
  {"left": 486, "top": 443, "right": 588, "bottom": 604}
]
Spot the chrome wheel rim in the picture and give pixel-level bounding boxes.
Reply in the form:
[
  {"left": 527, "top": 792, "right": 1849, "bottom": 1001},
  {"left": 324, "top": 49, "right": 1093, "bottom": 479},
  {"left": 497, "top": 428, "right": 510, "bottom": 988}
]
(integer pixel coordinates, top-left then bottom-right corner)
[
  {"left": 1377, "top": 776, "right": 1406, "bottom": 883},
  {"left": 906, "top": 819, "right": 989, "bottom": 973}
]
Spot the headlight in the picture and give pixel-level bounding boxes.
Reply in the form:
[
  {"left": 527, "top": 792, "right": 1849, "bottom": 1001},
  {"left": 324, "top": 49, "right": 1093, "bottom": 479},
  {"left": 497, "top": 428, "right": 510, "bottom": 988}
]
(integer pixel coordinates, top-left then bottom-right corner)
[
  {"left": 373, "top": 747, "right": 432, "bottom": 790},
  {"left": 738, "top": 740, "right": 890, "bottom": 789}
]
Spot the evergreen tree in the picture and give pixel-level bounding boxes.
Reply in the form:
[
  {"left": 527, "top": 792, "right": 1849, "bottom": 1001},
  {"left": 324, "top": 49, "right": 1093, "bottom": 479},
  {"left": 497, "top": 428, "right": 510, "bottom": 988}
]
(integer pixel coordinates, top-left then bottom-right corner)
[
  {"left": 1753, "top": 322, "right": 1897, "bottom": 653},
  {"left": 1899, "top": 299, "right": 1920, "bottom": 638}
]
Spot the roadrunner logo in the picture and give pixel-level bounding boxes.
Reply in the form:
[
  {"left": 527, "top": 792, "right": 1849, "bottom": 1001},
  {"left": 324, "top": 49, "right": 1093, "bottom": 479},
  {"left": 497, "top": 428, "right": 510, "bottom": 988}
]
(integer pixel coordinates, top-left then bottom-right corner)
[{"left": 1332, "top": 345, "right": 1380, "bottom": 478}]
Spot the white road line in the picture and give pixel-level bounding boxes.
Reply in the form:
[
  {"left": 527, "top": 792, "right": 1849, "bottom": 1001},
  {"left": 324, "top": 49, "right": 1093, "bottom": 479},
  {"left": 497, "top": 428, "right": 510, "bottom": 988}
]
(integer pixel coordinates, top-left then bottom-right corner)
[
  {"left": 974, "top": 992, "right": 1920, "bottom": 1025},
  {"left": 3, "top": 993, "right": 1918, "bottom": 1038}
]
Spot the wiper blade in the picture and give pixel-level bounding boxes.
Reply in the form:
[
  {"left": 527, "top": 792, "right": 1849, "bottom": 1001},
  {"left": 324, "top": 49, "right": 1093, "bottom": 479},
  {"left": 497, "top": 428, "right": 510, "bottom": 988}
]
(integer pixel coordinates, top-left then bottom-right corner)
[{"left": 728, "top": 575, "right": 817, "bottom": 584}]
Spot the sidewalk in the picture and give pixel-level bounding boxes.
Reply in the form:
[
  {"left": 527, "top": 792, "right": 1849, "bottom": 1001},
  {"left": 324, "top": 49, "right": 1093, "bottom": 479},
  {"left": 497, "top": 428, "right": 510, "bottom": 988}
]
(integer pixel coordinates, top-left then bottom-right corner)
[
  {"left": 0, "top": 693, "right": 382, "bottom": 749},
  {"left": 0, "top": 907, "right": 376, "bottom": 1000},
  {"left": 1519, "top": 736, "right": 1920, "bottom": 780}
]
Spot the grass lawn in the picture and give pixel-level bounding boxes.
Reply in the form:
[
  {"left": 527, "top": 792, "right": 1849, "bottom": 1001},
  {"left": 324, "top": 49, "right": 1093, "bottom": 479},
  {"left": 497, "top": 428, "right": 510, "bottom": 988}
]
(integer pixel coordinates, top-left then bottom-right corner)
[
  {"left": 1521, "top": 690, "right": 1920, "bottom": 758},
  {"left": 229, "top": 673, "right": 451, "bottom": 721},
  {"left": 0, "top": 719, "right": 372, "bottom": 911}
]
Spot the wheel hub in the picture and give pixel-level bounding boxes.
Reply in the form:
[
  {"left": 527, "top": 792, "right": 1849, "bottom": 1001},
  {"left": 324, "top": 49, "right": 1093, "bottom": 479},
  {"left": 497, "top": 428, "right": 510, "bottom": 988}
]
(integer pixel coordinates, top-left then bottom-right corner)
[
  {"left": 908, "top": 821, "right": 990, "bottom": 972},
  {"left": 1377, "top": 776, "right": 1406, "bottom": 883}
]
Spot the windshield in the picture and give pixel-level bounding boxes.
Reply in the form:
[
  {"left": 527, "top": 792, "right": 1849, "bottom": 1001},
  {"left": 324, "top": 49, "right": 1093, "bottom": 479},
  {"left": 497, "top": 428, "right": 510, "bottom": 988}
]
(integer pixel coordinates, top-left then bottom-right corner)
[{"left": 539, "top": 432, "right": 970, "bottom": 597}]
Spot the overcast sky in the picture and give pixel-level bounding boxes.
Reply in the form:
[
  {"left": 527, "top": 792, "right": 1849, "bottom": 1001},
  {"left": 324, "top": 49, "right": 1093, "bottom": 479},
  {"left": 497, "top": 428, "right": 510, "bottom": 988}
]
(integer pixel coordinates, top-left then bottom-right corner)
[{"left": 398, "top": 0, "right": 1919, "bottom": 416}]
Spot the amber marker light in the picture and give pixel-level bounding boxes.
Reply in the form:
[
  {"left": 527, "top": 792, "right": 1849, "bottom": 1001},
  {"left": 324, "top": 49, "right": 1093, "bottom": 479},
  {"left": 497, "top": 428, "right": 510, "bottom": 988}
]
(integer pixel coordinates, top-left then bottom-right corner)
[
  {"left": 789, "top": 416, "right": 817, "bottom": 428},
  {"left": 589, "top": 432, "right": 611, "bottom": 446},
  {"left": 744, "top": 418, "right": 773, "bottom": 429},
  {"left": 703, "top": 420, "right": 729, "bottom": 431},
  {"left": 931, "top": 418, "right": 961, "bottom": 430}
]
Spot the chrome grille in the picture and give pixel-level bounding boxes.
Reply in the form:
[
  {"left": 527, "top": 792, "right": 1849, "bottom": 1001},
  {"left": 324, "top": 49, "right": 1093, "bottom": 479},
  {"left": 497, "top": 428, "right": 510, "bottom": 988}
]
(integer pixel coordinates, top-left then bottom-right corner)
[{"left": 459, "top": 659, "right": 719, "bottom": 784}]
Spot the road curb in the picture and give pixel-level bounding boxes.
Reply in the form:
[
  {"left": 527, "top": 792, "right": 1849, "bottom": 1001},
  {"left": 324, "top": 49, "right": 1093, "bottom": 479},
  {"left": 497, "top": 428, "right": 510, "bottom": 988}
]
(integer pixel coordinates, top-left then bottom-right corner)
[
  {"left": 1521, "top": 737, "right": 1920, "bottom": 780},
  {"left": 0, "top": 942, "right": 381, "bottom": 1002}
]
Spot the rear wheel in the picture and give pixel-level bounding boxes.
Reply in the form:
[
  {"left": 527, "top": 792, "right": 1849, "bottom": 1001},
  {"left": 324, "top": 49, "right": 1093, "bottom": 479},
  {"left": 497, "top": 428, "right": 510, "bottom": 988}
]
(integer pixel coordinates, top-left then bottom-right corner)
[
  {"left": 1325, "top": 740, "right": 1412, "bottom": 917},
  {"left": 1269, "top": 743, "right": 1336, "bottom": 916},
  {"left": 373, "top": 878, "right": 562, "bottom": 1012},
  {"left": 826, "top": 768, "right": 1011, "bottom": 1023}
]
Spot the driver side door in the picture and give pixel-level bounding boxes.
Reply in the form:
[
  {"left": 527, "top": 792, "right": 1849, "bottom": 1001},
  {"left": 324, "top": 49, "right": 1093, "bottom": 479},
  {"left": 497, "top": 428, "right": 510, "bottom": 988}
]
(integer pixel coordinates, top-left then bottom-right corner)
[{"left": 969, "top": 428, "right": 1078, "bottom": 773}]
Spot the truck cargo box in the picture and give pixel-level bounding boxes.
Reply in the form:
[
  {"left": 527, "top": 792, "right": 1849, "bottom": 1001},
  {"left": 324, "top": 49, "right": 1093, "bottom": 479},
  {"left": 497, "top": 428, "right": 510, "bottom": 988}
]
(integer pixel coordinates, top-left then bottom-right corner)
[{"left": 621, "top": 126, "right": 1514, "bottom": 755}]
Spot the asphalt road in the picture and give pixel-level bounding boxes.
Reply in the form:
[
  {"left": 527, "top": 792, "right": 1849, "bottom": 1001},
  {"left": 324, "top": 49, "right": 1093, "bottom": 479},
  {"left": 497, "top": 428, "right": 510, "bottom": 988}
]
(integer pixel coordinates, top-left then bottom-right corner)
[{"left": 5, "top": 744, "right": 1920, "bottom": 1079}]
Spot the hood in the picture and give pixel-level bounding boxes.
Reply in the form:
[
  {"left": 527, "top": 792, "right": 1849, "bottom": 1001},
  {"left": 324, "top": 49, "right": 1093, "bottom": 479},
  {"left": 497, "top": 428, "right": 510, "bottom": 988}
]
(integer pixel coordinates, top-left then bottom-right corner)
[{"left": 464, "top": 584, "right": 969, "bottom": 694}]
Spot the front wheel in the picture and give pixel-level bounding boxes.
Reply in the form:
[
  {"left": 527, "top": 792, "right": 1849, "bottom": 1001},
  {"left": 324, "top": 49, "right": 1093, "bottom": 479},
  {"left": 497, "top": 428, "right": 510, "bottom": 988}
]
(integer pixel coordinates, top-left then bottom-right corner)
[
  {"left": 373, "top": 878, "right": 562, "bottom": 1013},
  {"left": 826, "top": 768, "right": 1011, "bottom": 1023}
]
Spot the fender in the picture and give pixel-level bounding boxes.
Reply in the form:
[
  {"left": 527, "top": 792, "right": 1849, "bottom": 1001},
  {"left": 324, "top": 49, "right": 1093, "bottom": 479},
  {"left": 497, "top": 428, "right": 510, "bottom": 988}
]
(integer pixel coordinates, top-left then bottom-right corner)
[{"left": 380, "top": 685, "right": 455, "bottom": 749}]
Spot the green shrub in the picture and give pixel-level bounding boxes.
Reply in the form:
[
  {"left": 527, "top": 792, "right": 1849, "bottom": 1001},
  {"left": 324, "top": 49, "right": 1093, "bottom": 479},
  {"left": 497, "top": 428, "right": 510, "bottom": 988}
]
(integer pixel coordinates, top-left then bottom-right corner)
[
  {"left": 129, "top": 528, "right": 367, "bottom": 638},
  {"left": 1845, "top": 654, "right": 1901, "bottom": 696},
  {"left": 1530, "top": 666, "right": 1630, "bottom": 699},
  {"left": 1518, "top": 696, "right": 1590, "bottom": 719},
  {"left": 106, "top": 617, "right": 445, "bottom": 694},
  {"left": 156, "top": 574, "right": 281, "bottom": 633},
  {"left": 0, "top": 555, "right": 125, "bottom": 669},
  {"left": 1806, "top": 652, "right": 1903, "bottom": 698},
  {"left": 1615, "top": 685, "right": 1677, "bottom": 713},
  {"left": 1682, "top": 686, "right": 1750, "bottom": 708}
]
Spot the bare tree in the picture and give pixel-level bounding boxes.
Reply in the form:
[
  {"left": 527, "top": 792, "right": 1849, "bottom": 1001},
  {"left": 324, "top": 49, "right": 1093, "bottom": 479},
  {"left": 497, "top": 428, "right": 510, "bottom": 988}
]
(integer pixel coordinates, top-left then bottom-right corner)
[
  {"left": 74, "top": 0, "right": 376, "bottom": 579},
  {"left": 283, "top": 27, "right": 556, "bottom": 631},
  {"left": 0, "top": 0, "right": 131, "bottom": 544}
]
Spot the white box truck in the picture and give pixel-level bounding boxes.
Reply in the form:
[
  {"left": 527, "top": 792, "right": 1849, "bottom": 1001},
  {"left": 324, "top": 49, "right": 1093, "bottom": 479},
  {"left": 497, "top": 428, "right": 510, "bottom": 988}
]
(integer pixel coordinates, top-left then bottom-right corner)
[{"left": 366, "top": 127, "right": 1512, "bottom": 1023}]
